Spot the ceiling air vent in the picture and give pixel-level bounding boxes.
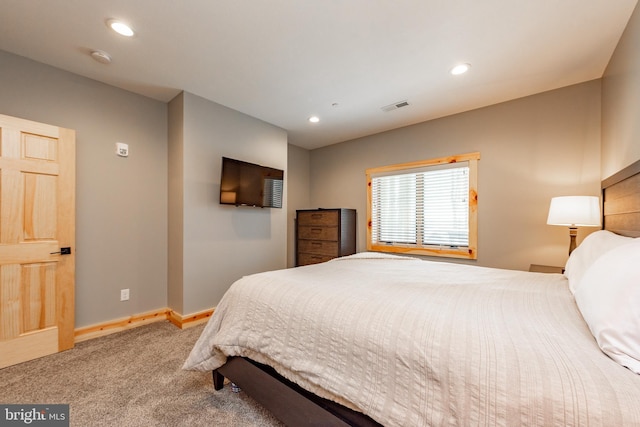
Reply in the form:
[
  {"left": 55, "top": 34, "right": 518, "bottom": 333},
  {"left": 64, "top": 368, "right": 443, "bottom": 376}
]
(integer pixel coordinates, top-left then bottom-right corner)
[{"left": 381, "top": 100, "right": 409, "bottom": 112}]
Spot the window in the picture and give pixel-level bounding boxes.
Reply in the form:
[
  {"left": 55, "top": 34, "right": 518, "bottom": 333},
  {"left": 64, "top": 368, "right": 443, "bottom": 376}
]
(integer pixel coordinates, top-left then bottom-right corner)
[{"left": 366, "top": 152, "right": 479, "bottom": 259}]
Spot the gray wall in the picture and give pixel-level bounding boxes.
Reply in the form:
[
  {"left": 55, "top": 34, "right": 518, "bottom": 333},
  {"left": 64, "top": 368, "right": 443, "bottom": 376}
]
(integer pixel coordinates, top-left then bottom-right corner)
[
  {"left": 167, "top": 93, "right": 185, "bottom": 313},
  {"left": 306, "top": 81, "right": 602, "bottom": 271},
  {"left": 602, "top": 2, "right": 640, "bottom": 178},
  {"left": 0, "top": 50, "right": 168, "bottom": 328},
  {"left": 286, "top": 144, "right": 311, "bottom": 267},
  {"left": 169, "top": 92, "right": 288, "bottom": 315},
  {"left": 0, "top": 50, "right": 289, "bottom": 326}
]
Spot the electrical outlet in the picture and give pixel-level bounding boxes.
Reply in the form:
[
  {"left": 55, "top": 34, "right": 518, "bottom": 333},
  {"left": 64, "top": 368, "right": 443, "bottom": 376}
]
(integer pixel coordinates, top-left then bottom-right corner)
[{"left": 120, "top": 288, "right": 130, "bottom": 301}]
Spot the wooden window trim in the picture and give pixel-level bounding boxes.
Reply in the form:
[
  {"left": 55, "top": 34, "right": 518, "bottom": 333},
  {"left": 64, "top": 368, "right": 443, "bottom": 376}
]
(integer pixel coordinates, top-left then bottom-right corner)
[{"left": 366, "top": 152, "right": 479, "bottom": 260}]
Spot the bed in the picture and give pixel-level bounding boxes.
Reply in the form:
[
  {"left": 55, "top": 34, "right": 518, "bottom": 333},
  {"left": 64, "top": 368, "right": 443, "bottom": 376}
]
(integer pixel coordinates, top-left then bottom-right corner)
[{"left": 183, "top": 160, "right": 640, "bottom": 426}]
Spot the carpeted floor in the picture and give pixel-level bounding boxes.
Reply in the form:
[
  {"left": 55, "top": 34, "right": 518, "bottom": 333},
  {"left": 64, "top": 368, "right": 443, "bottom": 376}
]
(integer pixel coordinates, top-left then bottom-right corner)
[{"left": 0, "top": 321, "right": 283, "bottom": 426}]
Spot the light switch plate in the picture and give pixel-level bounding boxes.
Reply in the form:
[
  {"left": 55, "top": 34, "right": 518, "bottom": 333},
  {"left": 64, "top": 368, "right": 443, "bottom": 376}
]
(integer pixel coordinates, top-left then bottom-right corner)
[{"left": 116, "top": 142, "right": 129, "bottom": 157}]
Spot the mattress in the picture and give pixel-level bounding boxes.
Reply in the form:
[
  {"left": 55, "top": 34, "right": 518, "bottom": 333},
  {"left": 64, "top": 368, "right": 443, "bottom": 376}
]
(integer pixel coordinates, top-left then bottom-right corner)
[{"left": 184, "top": 252, "right": 640, "bottom": 426}]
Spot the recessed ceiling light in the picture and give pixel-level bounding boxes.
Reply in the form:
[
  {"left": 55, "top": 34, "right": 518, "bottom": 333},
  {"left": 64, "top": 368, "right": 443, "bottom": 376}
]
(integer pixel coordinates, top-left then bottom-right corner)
[
  {"left": 309, "top": 116, "right": 320, "bottom": 123},
  {"left": 450, "top": 63, "right": 471, "bottom": 75},
  {"left": 107, "top": 19, "right": 135, "bottom": 37}
]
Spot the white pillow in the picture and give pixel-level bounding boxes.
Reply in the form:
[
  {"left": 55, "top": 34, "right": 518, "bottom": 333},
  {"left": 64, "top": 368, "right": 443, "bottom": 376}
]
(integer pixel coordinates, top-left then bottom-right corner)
[
  {"left": 574, "top": 241, "right": 640, "bottom": 374},
  {"left": 564, "top": 230, "right": 635, "bottom": 294}
]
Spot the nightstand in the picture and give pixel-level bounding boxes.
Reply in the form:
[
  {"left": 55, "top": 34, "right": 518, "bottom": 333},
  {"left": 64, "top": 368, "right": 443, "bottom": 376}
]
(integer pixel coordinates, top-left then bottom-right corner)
[{"left": 529, "top": 264, "right": 564, "bottom": 274}]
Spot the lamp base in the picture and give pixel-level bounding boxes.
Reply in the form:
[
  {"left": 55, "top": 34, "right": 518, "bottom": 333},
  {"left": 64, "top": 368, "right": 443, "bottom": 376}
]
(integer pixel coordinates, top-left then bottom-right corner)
[{"left": 568, "top": 227, "right": 578, "bottom": 255}]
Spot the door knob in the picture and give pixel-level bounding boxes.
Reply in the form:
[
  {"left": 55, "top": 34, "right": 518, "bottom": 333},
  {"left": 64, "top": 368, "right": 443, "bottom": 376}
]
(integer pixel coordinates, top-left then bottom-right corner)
[{"left": 50, "top": 247, "right": 72, "bottom": 255}]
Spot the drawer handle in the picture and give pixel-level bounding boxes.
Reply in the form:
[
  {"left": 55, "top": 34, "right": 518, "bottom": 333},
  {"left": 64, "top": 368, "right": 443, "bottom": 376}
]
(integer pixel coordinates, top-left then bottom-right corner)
[
  {"left": 311, "top": 228, "right": 322, "bottom": 233},
  {"left": 311, "top": 242, "right": 322, "bottom": 246},
  {"left": 311, "top": 213, "right": 322, "bottom": 218}
]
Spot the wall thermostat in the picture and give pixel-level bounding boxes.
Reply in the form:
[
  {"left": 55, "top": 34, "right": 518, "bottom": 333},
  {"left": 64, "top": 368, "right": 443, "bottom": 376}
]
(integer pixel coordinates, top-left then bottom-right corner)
[{"left": 116, "top": 142, "right": 129, "bottom": 157}]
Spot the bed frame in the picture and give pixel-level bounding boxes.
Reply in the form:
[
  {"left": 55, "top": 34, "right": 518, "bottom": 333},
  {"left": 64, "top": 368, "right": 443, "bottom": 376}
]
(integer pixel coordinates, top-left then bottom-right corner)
[
  {"left": 211, "top": 158, "right": 640, "bottom": 426},
  {"left": 213, "top": 357, "right": 381, "bottom": 426}
]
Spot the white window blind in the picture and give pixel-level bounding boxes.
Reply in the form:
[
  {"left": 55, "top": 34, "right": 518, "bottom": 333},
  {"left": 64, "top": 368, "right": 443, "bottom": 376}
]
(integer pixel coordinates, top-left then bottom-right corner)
[{"left": 371, "top": 162, "right": 469, "bottom": 248}]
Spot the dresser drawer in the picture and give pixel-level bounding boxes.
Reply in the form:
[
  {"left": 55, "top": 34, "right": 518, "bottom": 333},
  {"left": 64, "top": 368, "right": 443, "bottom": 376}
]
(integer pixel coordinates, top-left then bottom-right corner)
[
  {"left": 298, "top": 240, "right": 339, "bottom": 256},
  {"left": 298, "top": 253, "right": 334, "bottom": 266},
  {"left": 297, "top": 210, "right": 339, "bottom": 227},
  {"left": 298, "top": 226, "right": 338, "bottom": 241},
  {"left": 295, "top": 208, "right": 356, "bottom": 267}
]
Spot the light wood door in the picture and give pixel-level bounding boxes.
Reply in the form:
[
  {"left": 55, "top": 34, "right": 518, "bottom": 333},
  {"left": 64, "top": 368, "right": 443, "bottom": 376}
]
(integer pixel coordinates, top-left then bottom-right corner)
[{"left": 0, "top": 114, "right": 75, "bottom": 368}]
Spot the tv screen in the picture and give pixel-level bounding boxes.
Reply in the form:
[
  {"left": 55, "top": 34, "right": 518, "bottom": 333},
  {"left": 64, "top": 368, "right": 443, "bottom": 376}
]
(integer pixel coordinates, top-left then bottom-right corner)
[{"left": 219, "top": 157, "right": 284, "bottom": 208}]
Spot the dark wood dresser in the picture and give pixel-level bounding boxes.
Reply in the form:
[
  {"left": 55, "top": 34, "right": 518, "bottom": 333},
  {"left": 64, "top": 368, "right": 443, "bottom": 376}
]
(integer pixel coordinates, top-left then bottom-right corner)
[{"left": 296, "top": 209, "right": 356, "bottom": 266}]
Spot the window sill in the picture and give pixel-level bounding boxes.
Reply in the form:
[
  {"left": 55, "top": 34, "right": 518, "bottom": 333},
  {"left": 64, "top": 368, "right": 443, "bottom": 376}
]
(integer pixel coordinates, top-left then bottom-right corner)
[{"left": 367, "top": 243, "right": 476, "bottom": 260}]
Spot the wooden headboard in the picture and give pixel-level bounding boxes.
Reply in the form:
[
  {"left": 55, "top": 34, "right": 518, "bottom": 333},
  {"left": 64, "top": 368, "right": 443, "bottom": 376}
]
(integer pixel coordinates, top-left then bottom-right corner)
[{"left": 602, "top": 158, "right": 640, "bottom": 237}]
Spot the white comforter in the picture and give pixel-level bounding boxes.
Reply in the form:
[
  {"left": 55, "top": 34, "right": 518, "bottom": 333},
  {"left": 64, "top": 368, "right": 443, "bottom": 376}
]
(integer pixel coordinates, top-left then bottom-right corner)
[{"left": 184, "top": 253, "right": 640, "bottom": 426}]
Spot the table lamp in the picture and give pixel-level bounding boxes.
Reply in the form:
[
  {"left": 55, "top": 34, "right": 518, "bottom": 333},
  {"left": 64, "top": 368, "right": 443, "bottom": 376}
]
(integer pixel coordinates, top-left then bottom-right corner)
[{"left": 547, "top": 196, "right": 601, "bottom": 255}]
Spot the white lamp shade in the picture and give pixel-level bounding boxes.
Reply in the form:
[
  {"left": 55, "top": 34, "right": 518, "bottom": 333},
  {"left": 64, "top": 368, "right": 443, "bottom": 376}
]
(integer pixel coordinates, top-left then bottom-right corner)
[{"left": 547, "top": 196, "right": 601, "bottom": 227}]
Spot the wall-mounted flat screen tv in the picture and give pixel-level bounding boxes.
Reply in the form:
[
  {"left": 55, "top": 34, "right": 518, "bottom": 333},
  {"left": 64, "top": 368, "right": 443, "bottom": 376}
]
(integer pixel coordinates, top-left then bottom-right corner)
[{"left": 219, "top": 157, "right": 284, "bottom": 208}]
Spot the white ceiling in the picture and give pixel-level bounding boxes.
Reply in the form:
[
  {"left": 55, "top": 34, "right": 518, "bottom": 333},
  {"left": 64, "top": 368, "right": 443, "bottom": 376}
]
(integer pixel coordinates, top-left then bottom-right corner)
[{"left": 0, "top": 1, "right": 637, "bottom": 149}]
